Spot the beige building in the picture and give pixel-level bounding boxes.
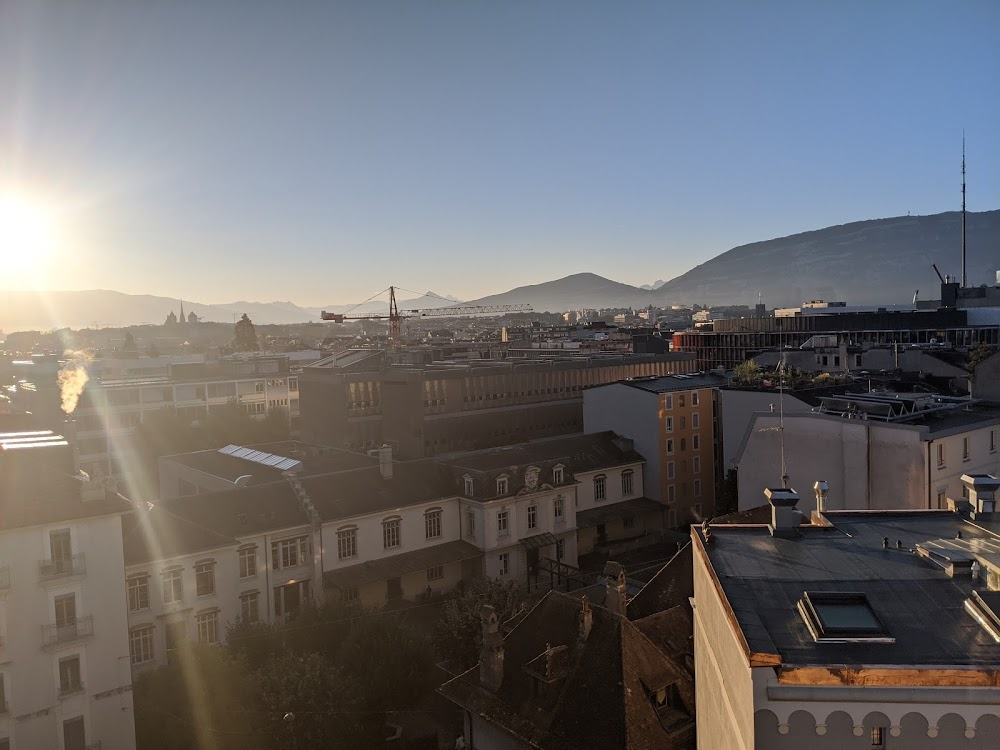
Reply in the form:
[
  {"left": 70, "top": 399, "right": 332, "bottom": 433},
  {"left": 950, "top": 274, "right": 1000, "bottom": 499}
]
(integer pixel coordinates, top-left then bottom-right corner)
[
  {"left": 0, "top": 427, "right": 136, "bottom": 750},
  {"left": 693, "top": 477, "right": 1000, "bottom": 749},
  {"left": 735, "top": 394, "right": 1000, "bottom": 511}
]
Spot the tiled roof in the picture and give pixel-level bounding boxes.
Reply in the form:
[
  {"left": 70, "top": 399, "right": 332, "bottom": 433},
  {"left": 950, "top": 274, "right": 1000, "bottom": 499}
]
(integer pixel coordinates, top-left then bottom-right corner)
[
  {"left": 439, "top": 591, "right": 695, "bottom": 750},
  {"left": 626, "top": 543, "right": 693, "bottom": 621},
  {"left": 122, "top": 506, "right": 238, "bottom": 566}
]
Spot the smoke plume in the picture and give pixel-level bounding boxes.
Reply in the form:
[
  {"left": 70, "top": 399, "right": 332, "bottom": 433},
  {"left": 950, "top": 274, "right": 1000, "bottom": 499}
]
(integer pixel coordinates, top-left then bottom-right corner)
[{"left": 58, "top": 350, "right": 92, "bottom": 414}]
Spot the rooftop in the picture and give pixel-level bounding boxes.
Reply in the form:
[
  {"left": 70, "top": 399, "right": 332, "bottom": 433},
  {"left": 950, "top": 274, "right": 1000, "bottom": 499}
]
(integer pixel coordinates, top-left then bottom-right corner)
[
  {"left": 439, "top": 431, "right": 642, "bottom": 474},
  {"left": 615, "top": 372, "right": 729, "bottom": 394},
  {"left": 699, "top": 510, "right": 1000, "bottom": 668}
]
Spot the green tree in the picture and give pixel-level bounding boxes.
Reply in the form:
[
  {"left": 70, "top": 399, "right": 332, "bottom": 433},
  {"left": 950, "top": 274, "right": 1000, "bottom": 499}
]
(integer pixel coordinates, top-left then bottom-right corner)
[
  {"left": 337, "top": 613, "right": 435, "bottom": 713},
  {"left": 733, "top": 359, "right": 759, "bottom": 383},
  {"left": 232, "top": 313, "right": 260, "bottom": 352},
  {"left": 255, "top": 652, "right": 364, "bottom": 750},
  {"left": 433, "top": 578, "right": 528, "bottom": 669},
  {"left": 967, "top": 342, "right": 998, "bottom": 373},
  {"left": 124, "top": 331, "right": 138, "bottom": 353},
  {"left": 225, "top": 617, "right": 286, "bottom": 672},
  {"left": 133, "top": 644, "right": 263, "bottom": 750}
]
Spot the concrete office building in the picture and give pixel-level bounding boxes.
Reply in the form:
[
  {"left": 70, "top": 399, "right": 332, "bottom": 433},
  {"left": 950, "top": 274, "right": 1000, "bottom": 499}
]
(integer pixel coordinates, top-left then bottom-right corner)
[
  {"left": 299, "top": 350, "right": 696, "bottom": 458},
  {"left": 0, "top": 426, "right": 136, "bottom": 750},
  {"left": 735, "top": 393, "right": 1000, "bottom": 511},
  {"left": 693, "top": 477, "right": 1000, "bottom": 749},
  {"left": 584, "top": 374, "right": 727, "bottom": 524}
]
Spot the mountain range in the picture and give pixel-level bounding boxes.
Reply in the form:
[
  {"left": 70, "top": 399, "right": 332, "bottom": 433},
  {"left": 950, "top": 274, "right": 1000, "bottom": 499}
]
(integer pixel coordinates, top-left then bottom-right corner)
[{"left": 1, "top": 209, "right": 997, "bottom": 329}]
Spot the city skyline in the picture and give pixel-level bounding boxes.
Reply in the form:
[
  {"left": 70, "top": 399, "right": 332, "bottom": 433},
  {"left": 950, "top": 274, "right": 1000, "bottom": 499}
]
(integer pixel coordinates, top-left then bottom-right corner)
[{"left": 1, "top": 0, "right": 999, "bottom": 307}]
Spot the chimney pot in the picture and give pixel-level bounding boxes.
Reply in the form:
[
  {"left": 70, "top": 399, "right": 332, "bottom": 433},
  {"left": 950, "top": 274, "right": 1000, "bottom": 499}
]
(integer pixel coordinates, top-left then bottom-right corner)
[
  {"left": 603, "top": 562, "right": 628, "bottom": 616},
  {"left": 765, "top": 487, "right": 802, "bottom": 537},
  {"left": 813, "top": 480, "right": 830, "bottom": 514},
  {"left": 579, "top": 595, "right": 593, "bottom": 641}
]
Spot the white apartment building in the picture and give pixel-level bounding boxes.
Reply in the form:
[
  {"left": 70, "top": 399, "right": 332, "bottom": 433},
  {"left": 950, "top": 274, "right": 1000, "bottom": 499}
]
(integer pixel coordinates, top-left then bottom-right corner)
[
  {"left": 0, "top": 429, "right": 136, "bottom": 750},
  {"left": 736, "top": 394, "right": 1000, "bottom": 512},
  {"left": 693, "top": 480, "right": 1000, "bottom": 749},
  {"left": 121, "top": 482, "right": 318, "bottom": 671}
]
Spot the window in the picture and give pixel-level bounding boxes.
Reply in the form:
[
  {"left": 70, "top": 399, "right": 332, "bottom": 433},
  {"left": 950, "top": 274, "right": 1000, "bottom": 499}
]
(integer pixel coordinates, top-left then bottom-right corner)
[
  {"left": 239, "top": 546, "right": 257, "bottom": 578},
  {"left": 556, "top": 538, "right": 565, "bottom": 560},
  {"left": 871, "top": 727, "right": 885, "bottom": 749},
  {"left": 666, "top": 438, "right": 674, "bottom": 454},
  {"left": 466, "top": 510, "right": 476, "bottom": 538},
  {"left": 554, "top": 495, "right": 564, "bottom": 519},
  {"left": 937, "top": 490, "right": 947, "bottom": 509},
  {"left": 693, "top": 434, "right": 700, "bottom": 450},
  {"left": 63, "top": 716, "right": 85, "bottom": 750},
  {"left": 664, "top": 394, "right": 673, "bottom": 409},
  {"left": 623, "top": 516, "right": 635, "bottom": 530},
  {"left": 427, "top": 565, "right": 444, "bottom": 582},
  {"left": 129, "top": 626, "right": 154, "bottom": 665},
  {"left": 382, "top": 517, "right": 401, "bottom": 549},
  {"left": 963, "top": 437, "right": 970, "bottom": 461},
  {"left": 425, "top": 509, "right": 442, "bottom": 539},
  {"left": 797, "top": 592, "right": 892, "bottom": 642},
  {"left": 498, "top": 552, "right": 509, "bottom": 577},
  {"left": 622, "top": 470, "right": 634, "bottom": 496},
  {"left": 694, "top": 456, "right": 701, "bottom": 473},
  {"left": 127, "top": 575, "right": 150, "bottom": 612},
  {"left": 678, "top": 394, "right": 686, "bottom": 408},
  {"left": 692, "top": 412, "right": 700, "bottom": 428},
  {"left": 337, "top": 527, "right": 358, "bottom": 559},
  {"left": 240, "top": 591, "right": 260, "bottom": 623},
  {"left": 162, "top": 567, "right": 183, "bottom": 604},
  {"left": 49, "top": 529, "right": 72, "bottom": 573},
  {"left": 692, "top": 391, "right": 700, "bottom": 406},
  {"left": 195, "top": 561, "right": 216, "bottom": 597},
  {"left": 55, "top": 593, "right": 77, "bottom": 627},
  {"left": 288, "top": 377, "right": 298, "bottom": 391},
  {"left": 667, "top": 462, "right": 675, "bottom": 480},
  {"left": 937, "top": 443, "right": 946, "bottom": 467},
  {"left": 497, "top": 510, "right": 509, "bottom": 536},
  {"left": 464, "top": 476, "right": 474, "bottom": 496},
  {"left": 553, "top": 465, "right": 564, "bottom": 484},
  {"left": 196, "top": 610, "right": 219, "bottom": 644},
  {"left": 526, "top": 504, "right": 538, "bottom": 529},
  {"left": 667, "top": 485, "right": 676, "bottom": 504},
  {"left": 680, "top": 437, "right": 687, "bottom": 451},
  {"left": 679, "top": 416, "right": 686, "bottom": 429},
  {"left": 272, "top": 536, "right": 309, "bottom": 570},
  {"left": 496, "top": 476, "right": 509, "bottom": 496},
  {"left": 594, "top": 475, "right": 607, "bottom": 501},
  {"left": 694, "top": 479, "right": 702, "bottom": 497},
  {"left": 58, "top": 656, "right": 82, "bottom": 695},
  {"left": 665, "top": 416, "right": 673, "bottom": 433},
  {"left": 342, "top": 587, "right": 359, "bottom": 605}
]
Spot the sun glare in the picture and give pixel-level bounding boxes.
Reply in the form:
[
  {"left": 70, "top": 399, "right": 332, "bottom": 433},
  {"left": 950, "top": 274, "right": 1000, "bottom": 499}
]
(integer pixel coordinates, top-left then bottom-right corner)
[{"left": 0, "top": 194, "right": 55, "bottom": 271}]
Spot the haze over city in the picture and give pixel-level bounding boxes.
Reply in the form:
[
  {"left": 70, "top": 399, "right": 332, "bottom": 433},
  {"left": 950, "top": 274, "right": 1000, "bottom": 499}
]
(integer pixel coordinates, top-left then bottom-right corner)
[{"left": 2, "top": 0, "right": 999, "bottom": 308}]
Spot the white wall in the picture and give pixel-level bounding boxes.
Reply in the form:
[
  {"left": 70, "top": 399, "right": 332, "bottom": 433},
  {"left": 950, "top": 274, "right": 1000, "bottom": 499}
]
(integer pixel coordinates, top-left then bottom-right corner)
[{"left": 720, "top": 390, "right": 812, "bottom": 473}]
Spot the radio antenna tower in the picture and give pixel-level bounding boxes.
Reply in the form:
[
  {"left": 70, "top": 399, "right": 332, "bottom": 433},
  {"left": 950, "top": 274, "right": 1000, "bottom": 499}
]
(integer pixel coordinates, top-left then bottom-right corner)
[{"left": 962, "top": 133, "right": 967, "bottom": 289}]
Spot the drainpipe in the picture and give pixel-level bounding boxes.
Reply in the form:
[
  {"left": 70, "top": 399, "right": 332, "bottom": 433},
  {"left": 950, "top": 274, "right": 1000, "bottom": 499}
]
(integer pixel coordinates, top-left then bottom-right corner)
[{"left": 927, "top": 440, "right": 933, "bottom": 510}]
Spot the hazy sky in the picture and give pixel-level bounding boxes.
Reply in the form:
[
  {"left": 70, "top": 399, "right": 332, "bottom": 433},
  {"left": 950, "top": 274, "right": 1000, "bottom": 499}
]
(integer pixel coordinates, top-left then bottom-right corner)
[{"left": 2, "top": 0, "right": 998, "bottom": 307}]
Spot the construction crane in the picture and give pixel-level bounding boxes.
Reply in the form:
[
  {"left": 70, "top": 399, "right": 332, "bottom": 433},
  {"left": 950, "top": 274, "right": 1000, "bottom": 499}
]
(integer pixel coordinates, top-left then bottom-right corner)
[{"left": 321, "top": 286, "right": 532, "bottom": 345}]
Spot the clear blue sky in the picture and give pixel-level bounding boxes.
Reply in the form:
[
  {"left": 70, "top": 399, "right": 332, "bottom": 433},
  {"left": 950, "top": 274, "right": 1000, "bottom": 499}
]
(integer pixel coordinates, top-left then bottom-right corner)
[{"left": 2, "top": 0, "right": 998, "bottom": 306}]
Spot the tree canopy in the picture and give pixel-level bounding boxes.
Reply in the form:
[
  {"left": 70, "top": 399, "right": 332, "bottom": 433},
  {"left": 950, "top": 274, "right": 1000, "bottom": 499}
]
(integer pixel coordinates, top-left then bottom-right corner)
[
  {"left": 232, "top": 313, "right": 260, "bottom": 352},
  {"left": 433, "top": 578, "right": 529, "bottom": 669}
]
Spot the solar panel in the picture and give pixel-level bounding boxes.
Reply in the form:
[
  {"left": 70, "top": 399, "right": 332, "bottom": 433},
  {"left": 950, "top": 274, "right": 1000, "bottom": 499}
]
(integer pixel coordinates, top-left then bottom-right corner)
[{"left": 217, "top": 444, "right": 302, "bottom": 473}]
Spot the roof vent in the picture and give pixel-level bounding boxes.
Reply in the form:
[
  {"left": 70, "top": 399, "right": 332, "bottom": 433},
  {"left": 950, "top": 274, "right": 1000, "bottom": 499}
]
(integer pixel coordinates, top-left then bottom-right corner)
[
  {"left": 764, "top": 487, "right": 803, "bottom": 537},
  {"left": 962, "top": 474, "right": 1000, "bottom": 520}
]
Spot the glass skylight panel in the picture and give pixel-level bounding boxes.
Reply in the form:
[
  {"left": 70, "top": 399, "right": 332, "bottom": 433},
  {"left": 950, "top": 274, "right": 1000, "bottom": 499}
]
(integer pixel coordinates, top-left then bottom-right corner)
[{"left": 798, "top": 592, "right": 893, "bottom": 643}]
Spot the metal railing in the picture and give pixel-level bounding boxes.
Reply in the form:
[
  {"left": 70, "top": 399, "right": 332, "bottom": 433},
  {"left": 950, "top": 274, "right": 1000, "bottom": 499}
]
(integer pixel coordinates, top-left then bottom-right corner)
[
  {"left": 39, "top": 553, "right": 86, "bottom": 579},
  {"left": 42, "top": 615, "right": 94, "bottom": 647}
]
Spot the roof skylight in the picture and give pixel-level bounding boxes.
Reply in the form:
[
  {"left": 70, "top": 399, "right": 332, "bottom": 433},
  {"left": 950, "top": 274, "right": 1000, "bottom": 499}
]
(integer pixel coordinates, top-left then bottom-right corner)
[{"left": 797, "top": 592, "right": 894, "bottom": 643}]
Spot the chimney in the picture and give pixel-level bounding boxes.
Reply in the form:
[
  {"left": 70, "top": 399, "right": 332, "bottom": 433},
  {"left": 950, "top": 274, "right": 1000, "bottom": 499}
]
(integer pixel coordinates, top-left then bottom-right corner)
[
  {"left": 578, "top": 595, "right": 593, "bottom": 642},
  {"left": 378, "top": 444, "right": 393, "bottom": 480},
  {"left": 765, "top": 487, "right": 803, "bottom": 537},
  {"left": 603, "top": 561, "right": 628, "bottom": 616},
  {"left": 478, "top": 605, "right": 504, "bottom": 692},
  {"left": 962, "top": 474, "right": 1000, "bottom": 520},
  {"left": 813, "top": 480, "right": 830, "bottom": 514}
]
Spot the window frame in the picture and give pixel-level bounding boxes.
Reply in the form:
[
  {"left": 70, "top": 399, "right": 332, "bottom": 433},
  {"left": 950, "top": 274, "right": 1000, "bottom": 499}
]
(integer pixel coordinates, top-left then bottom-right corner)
[
  {"left": 382, "top": 517, "right": 402, "bottom": 550},
  {"left": 337, "top": 526, "right": 358, "bottom": 560},
  {"left": 594, "top": 474, "right": 607, "bottom": 502},
  {"left": 497, "top": 509, "right": 509, "bottom": 536},
  {"left": 196, "top": 610, "right": 220, "bottom": 644},
  {"left": 240, "top": 591, "right": 260, "bottom": 623},
  {"left": 162, "top": 567, "right": 184, "bottom": 605},
  {"left": 496, "top": 475, "right": 509, "bottom": 496},
  {"left": 238, "top": 545, "right": 257, "bottom": 579},
  {"left": 129, "top": 625, "right": 155, "bottom": 665},
  {"left": 527, "top": 504, "right": 537, "bottom": 530},
  {"left": 498, "top": 552, "right": 510, "bottom": 577},
  {"left": 622, "top": 470, "right": 634, "bottom": 497},
  {"left": 194, "top": 561, "right": 216, "bottom": 597},
  {"left": 424, "top": 508, "right": 443, "bottom": 540},
  {"left": 127, "top": 574, "right": 150, "bottom": 612},
  {"left": 553, "top": 465, "right": 564, "bottom": 484}
]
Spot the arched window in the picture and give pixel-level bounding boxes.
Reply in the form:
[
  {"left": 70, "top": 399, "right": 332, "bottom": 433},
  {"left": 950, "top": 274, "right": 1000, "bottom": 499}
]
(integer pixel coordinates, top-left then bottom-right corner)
[
  {"left": 424, "top": 507, "right": 442, "bottom": 539},
  {"left": 336, "top": 525, "right": 358, "bottom": 560},
  {"left": 382, "top": 516, "right": 401, "bottom": 549}
]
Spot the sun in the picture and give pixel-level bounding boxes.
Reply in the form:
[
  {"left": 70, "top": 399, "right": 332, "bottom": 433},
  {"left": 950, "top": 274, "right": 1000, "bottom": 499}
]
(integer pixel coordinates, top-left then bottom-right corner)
[{"left": 0, "top": 194, "right": 55, "bottom": 271}]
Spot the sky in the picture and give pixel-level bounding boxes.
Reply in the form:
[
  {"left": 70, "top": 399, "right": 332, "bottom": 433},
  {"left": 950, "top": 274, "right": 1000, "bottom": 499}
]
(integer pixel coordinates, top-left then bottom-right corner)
[{"left": 1, "top": 0, "right": 998, "bottom": 307}]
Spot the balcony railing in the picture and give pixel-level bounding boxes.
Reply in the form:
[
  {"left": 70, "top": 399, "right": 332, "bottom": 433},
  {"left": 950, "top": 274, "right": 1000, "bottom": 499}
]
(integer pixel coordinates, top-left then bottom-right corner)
[
  {"left": 42, "top": 615, "right": 94, "bottom": 647},
  {"left": 39, "top": 553, "right": 86, "bottom": 579},
  {"left": 0, "top": 565, "right": 10, "bottom": 589}
]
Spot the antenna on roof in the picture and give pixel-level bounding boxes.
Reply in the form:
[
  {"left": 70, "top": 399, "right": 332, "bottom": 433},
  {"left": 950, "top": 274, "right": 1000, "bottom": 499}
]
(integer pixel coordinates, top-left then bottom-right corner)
[{"left": 962, "top": 132, "right": 967, "bottom": 289}]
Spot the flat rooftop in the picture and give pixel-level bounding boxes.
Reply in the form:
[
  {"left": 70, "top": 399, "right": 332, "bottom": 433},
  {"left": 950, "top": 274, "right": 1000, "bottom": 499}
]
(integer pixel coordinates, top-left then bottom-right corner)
[
  {"left": 700, "top": 511, "right": 1000, "bottom": 668},
  {"left": 617, "top": 372, "right": 729, "bottom": 393},
  {"left": 161, "top": 441, "right": 377, "bottom": 483}
]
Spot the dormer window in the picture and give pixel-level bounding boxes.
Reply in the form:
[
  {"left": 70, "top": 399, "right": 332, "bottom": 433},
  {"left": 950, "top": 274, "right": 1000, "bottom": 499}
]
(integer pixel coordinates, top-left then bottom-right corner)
[
  {"left": 797, "top": 592, "right": 893, "bottom": 643},
  {"left": 651, "top": 682, "right": 681, "bottom": 711},
  {"left": 464, "top": 475, "right": 474, "bottom": 496},
  {"left": 553, "top": 465, "right": 564, "bottom": 485},
  {"left": 496, "top": 475, "right": 509, "bottom": 496}
]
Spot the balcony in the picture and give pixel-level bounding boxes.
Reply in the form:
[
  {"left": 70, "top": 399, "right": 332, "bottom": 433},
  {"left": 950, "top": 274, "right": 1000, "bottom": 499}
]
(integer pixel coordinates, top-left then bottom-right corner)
[
  {"left": 0, "top": 564, "right": 10, "bottom": 590},
  {"left": 39, "top": 554, "right": 86, "bottom": 580},
  {"left": 42, "top": 615, "right": 94, "bottom": 648}
]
